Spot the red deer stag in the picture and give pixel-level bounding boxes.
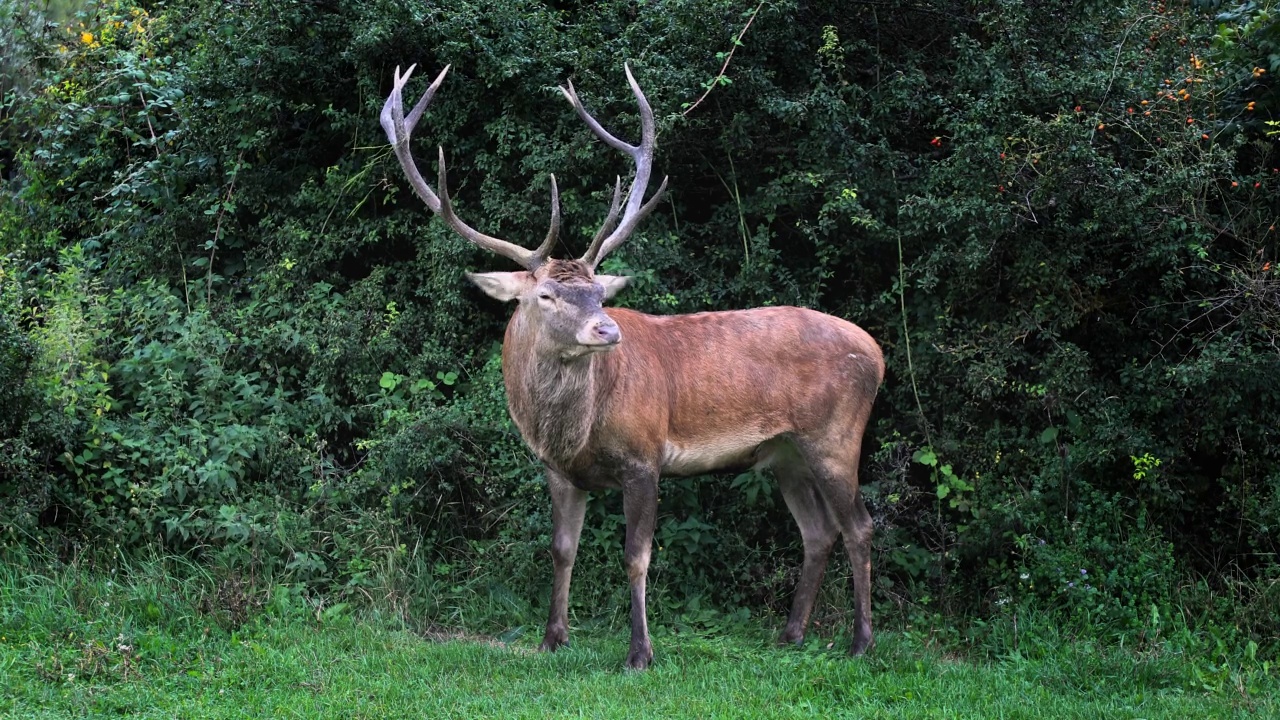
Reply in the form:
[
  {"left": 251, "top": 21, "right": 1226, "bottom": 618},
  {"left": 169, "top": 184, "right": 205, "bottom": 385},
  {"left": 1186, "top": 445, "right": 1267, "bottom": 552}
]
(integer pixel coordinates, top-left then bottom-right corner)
[{"left": 381, "top": 64, "right": 884, "bottom": 670}]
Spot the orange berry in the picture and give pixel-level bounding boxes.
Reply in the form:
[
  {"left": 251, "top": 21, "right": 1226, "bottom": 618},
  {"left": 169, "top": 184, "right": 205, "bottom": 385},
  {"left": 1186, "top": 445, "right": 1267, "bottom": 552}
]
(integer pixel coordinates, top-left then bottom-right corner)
[
  {"left": 1231, "top": 181, "right": 1239, "bottom": 187},
  {"left": 1187, "top": 117, "right": 1195, "bottom": 124},
  {"left": 1097, "top": 123, "right": 1106, "bottom": 130},
  {"left": 1201, "top": 133, "right": 1209, "bottom": 140}
]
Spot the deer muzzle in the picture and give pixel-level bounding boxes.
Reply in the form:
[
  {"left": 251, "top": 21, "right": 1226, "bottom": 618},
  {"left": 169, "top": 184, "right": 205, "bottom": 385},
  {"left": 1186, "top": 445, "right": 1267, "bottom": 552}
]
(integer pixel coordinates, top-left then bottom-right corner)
[{"left": 578, "top": 315, "right": 621, "bottom": 349}]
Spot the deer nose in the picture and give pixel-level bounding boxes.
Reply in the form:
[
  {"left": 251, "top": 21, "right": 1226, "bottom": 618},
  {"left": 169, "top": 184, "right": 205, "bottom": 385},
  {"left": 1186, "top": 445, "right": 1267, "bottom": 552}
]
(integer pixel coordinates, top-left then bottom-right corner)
[{"left": 593, "top": 318, "right": 621, "bottom": 344}]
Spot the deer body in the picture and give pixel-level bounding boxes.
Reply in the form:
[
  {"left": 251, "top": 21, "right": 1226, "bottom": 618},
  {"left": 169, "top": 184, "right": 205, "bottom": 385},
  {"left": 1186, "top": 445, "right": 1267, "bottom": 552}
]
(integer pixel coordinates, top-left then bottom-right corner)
[
  {"left": 382, "top": 64, "right": 883, "bottom": 669},
  {"left": 505, "top": 304, "right": 882, "bottom": 484}
]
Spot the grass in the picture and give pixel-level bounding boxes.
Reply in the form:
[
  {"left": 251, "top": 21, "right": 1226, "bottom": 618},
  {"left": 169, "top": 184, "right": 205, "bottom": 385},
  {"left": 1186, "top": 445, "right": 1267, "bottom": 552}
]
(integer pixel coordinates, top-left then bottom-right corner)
[{"left": 1, "top": 555, "right": 1275, "bottom": 719}]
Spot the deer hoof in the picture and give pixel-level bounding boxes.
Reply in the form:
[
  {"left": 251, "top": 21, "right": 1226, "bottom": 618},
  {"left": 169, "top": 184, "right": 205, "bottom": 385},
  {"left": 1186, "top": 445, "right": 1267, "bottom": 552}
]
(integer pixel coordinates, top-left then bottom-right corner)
[
  {"left": 539, "top": 627, "right": 569, "bottom": 653},
  {"left": 849, "top": 625, "right": 873, "bottom": 657},
  {"left": 778, "top": 626, "right": 805, "bottom": 647},
  {"left": 624, "top": 644, "right": 653, "bottom": 671}
]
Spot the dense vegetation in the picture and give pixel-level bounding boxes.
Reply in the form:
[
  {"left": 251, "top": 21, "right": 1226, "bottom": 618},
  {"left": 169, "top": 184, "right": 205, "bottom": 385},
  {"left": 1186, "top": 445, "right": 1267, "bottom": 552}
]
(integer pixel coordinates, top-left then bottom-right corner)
[{"left": 2, "top": 0, "right": 1278, "bottom": 663}]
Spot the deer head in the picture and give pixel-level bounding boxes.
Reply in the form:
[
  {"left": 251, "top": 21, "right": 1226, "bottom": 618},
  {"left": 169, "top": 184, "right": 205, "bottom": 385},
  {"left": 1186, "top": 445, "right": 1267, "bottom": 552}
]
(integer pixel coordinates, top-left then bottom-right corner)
[{"left": 380, "top": 64, "right": 668, "bottom": 358}]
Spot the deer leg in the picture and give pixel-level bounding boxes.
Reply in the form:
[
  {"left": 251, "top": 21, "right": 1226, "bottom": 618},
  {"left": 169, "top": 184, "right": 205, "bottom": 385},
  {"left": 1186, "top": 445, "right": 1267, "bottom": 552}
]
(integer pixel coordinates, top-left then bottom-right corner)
[
  {"left": 808, "top": 453, "right": 875, "bottom": 657},
  {"left": 776, "top": 462, "right": 838, "bottom": 646},
  {"left": 540, "top": 468, "right": 587, "bottom": 653},
  {"left": 621, "top": 471, "right": 658, "bottom": 670},
  {"left": 843, "top": 487, "right": 875, "bottom": 656}
]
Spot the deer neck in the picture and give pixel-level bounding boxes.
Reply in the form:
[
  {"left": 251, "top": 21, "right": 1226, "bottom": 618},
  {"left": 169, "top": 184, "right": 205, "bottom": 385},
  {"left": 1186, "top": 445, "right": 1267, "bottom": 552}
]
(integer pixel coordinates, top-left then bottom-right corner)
[{"left": 502, "top": 308, "right": 608, "bottom": 467}]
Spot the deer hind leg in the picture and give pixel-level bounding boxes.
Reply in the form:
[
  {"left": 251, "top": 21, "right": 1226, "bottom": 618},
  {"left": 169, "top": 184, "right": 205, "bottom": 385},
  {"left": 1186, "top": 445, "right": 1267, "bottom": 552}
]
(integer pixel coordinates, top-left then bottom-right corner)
[
  {"left": 621, "top": 467, "right": 658, "bottom": 670},
  {"left": 774, "top": 451, "right": 839, "bottom": 647},
  {"left": 540, "top": 467, "right": 587, "bottom": 653},
  {"left": 806, "top": 449, "right": 874, "bottom": 656}
]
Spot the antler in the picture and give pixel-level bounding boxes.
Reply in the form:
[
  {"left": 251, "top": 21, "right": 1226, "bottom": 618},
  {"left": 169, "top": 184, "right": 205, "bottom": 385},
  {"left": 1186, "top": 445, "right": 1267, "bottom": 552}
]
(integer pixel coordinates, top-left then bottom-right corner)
[
  {"left": 561, "top": 64, "right": 669, "bottom": 270},
  {"left": 381, "top": 64, "right": 559, "bottom": 270}
]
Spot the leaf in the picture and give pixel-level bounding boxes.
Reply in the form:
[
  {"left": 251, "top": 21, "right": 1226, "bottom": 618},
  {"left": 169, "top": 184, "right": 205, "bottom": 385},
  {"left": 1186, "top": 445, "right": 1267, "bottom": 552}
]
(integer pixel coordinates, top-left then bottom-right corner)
[
  {"left": 912, "top": 448, "right": 938, "bottom": 467},
  {"left": 936, "top": 484, "right": 951, "bottom": 499},
  {"left": 378, "top": 372, "right": 398, "bottom": 390},
  {"left": 1039, "top": 427, "right": 1059, "bottom": 444},
  {"left": 320, "top": 602, "right": 350, "bottom": 622}
]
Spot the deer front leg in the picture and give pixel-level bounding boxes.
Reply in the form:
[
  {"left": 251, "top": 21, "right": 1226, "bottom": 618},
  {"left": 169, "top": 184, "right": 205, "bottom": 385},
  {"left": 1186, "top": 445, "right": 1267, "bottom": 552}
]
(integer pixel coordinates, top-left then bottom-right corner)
[
  {"left": 540, "top": 467, "right": 588, "bottom": 653},
  {"left": 621, "top": 471, "right": 658, "bottom": 670}
]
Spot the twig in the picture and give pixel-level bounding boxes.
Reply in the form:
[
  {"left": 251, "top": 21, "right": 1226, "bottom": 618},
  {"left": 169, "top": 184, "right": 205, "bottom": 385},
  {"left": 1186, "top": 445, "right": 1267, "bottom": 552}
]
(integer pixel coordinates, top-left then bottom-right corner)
[
  {"left": 207, "top": 155, "right": 242, "bottom": 305},
  {"left": 1100, "top": 14, "right": 1157, "bottom": 110},
  {"left": 896, "top": 227, "right": 931, "bottom": 446},
  {"left": 138, "top": 88, "right": 160, "bottom": 158},
  {"left": 682, "top": 1, "right": 764, "bottom": 117}
]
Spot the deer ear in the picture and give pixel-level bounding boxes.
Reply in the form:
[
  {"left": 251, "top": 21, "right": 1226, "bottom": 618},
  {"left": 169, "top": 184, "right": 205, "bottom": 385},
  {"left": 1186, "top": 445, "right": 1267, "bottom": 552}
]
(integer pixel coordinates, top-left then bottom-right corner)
[
  {"left": 466, "top": 271, "right": 533, "bottom": 302},
  {"left": 596, "top": 274, "right": 630, "bottom": 300}
]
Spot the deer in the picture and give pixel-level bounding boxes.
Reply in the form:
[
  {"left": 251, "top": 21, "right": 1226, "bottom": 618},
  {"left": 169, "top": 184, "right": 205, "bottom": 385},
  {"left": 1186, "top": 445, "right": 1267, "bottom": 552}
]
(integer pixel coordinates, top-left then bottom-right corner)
[{"left": 381, "top": 63, "right": 884, "bottom": 670}]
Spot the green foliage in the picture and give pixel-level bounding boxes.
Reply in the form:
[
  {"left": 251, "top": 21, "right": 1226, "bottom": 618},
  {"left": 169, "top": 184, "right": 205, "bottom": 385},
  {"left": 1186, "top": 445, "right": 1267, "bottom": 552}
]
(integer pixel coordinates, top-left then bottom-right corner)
[{"left": 0, "top": 0, "right": 1278, "bottom": 658}]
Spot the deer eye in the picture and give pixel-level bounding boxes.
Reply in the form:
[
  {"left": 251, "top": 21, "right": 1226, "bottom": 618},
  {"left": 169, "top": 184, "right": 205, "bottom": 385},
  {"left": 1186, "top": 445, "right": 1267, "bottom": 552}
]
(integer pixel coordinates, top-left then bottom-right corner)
[{"left": 538, "top": 292, "right": 553, "bottom": 301}]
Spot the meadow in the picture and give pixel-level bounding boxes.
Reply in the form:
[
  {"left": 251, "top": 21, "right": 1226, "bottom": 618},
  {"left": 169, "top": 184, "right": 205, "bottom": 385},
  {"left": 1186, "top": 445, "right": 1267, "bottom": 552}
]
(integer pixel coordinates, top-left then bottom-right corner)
[{"left": 2, "top": 555, "right": 1273, "bottom": 719}]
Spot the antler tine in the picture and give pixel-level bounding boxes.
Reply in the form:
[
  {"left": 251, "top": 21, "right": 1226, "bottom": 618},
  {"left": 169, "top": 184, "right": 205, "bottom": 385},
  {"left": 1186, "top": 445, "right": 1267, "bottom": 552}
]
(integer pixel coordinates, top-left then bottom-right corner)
[
  {"left": 382, "top": 64, "right": 550, "bottom": 270},
  {"left": 595, "top": 170, "right": 668, "bottom": 268},
  {"left": 381, "top": 64, "right": 447, "bottom": 214},
  {"left": 560, "top": 81, "right": 633, "bottom": 155},
  {"left": 530, "top": 174, "right": 561, "bottom": 262},
  {"left": 565, "top": 64, "right": 668, "bottom": 269},
  {"left": 581, "top": 177, "right": 623, "bottom": 266}
]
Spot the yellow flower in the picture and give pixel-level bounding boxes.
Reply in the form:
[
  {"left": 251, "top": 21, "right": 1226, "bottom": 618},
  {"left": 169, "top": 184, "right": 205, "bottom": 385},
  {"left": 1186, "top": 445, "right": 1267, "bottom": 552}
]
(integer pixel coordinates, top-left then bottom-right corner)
[{"left": 81, "top": 31, "right": 94, "bottom": 45}]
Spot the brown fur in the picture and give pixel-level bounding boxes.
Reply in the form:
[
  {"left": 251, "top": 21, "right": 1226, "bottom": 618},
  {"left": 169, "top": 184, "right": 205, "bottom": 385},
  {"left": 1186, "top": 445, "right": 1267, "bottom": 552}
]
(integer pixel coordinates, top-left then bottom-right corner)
[
  {"left": 498, "top": 287, "right": 885, "bottom": 669},
  {"left": 540, "top": 259, "right": 595, "bottom": 285}
]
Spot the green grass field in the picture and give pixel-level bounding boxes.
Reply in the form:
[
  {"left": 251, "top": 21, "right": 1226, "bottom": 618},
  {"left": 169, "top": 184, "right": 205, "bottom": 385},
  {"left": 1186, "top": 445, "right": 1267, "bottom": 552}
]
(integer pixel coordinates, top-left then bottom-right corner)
[{"left": 1, "top": 557, "right": 1273, "bottom": 719}]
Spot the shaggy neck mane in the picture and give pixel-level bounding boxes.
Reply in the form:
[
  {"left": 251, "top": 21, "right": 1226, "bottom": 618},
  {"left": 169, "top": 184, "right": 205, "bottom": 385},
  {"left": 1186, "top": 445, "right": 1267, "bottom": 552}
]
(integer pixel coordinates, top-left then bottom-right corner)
[{"left": 502, "top": 273, "right": 612, "bottom": 467}]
